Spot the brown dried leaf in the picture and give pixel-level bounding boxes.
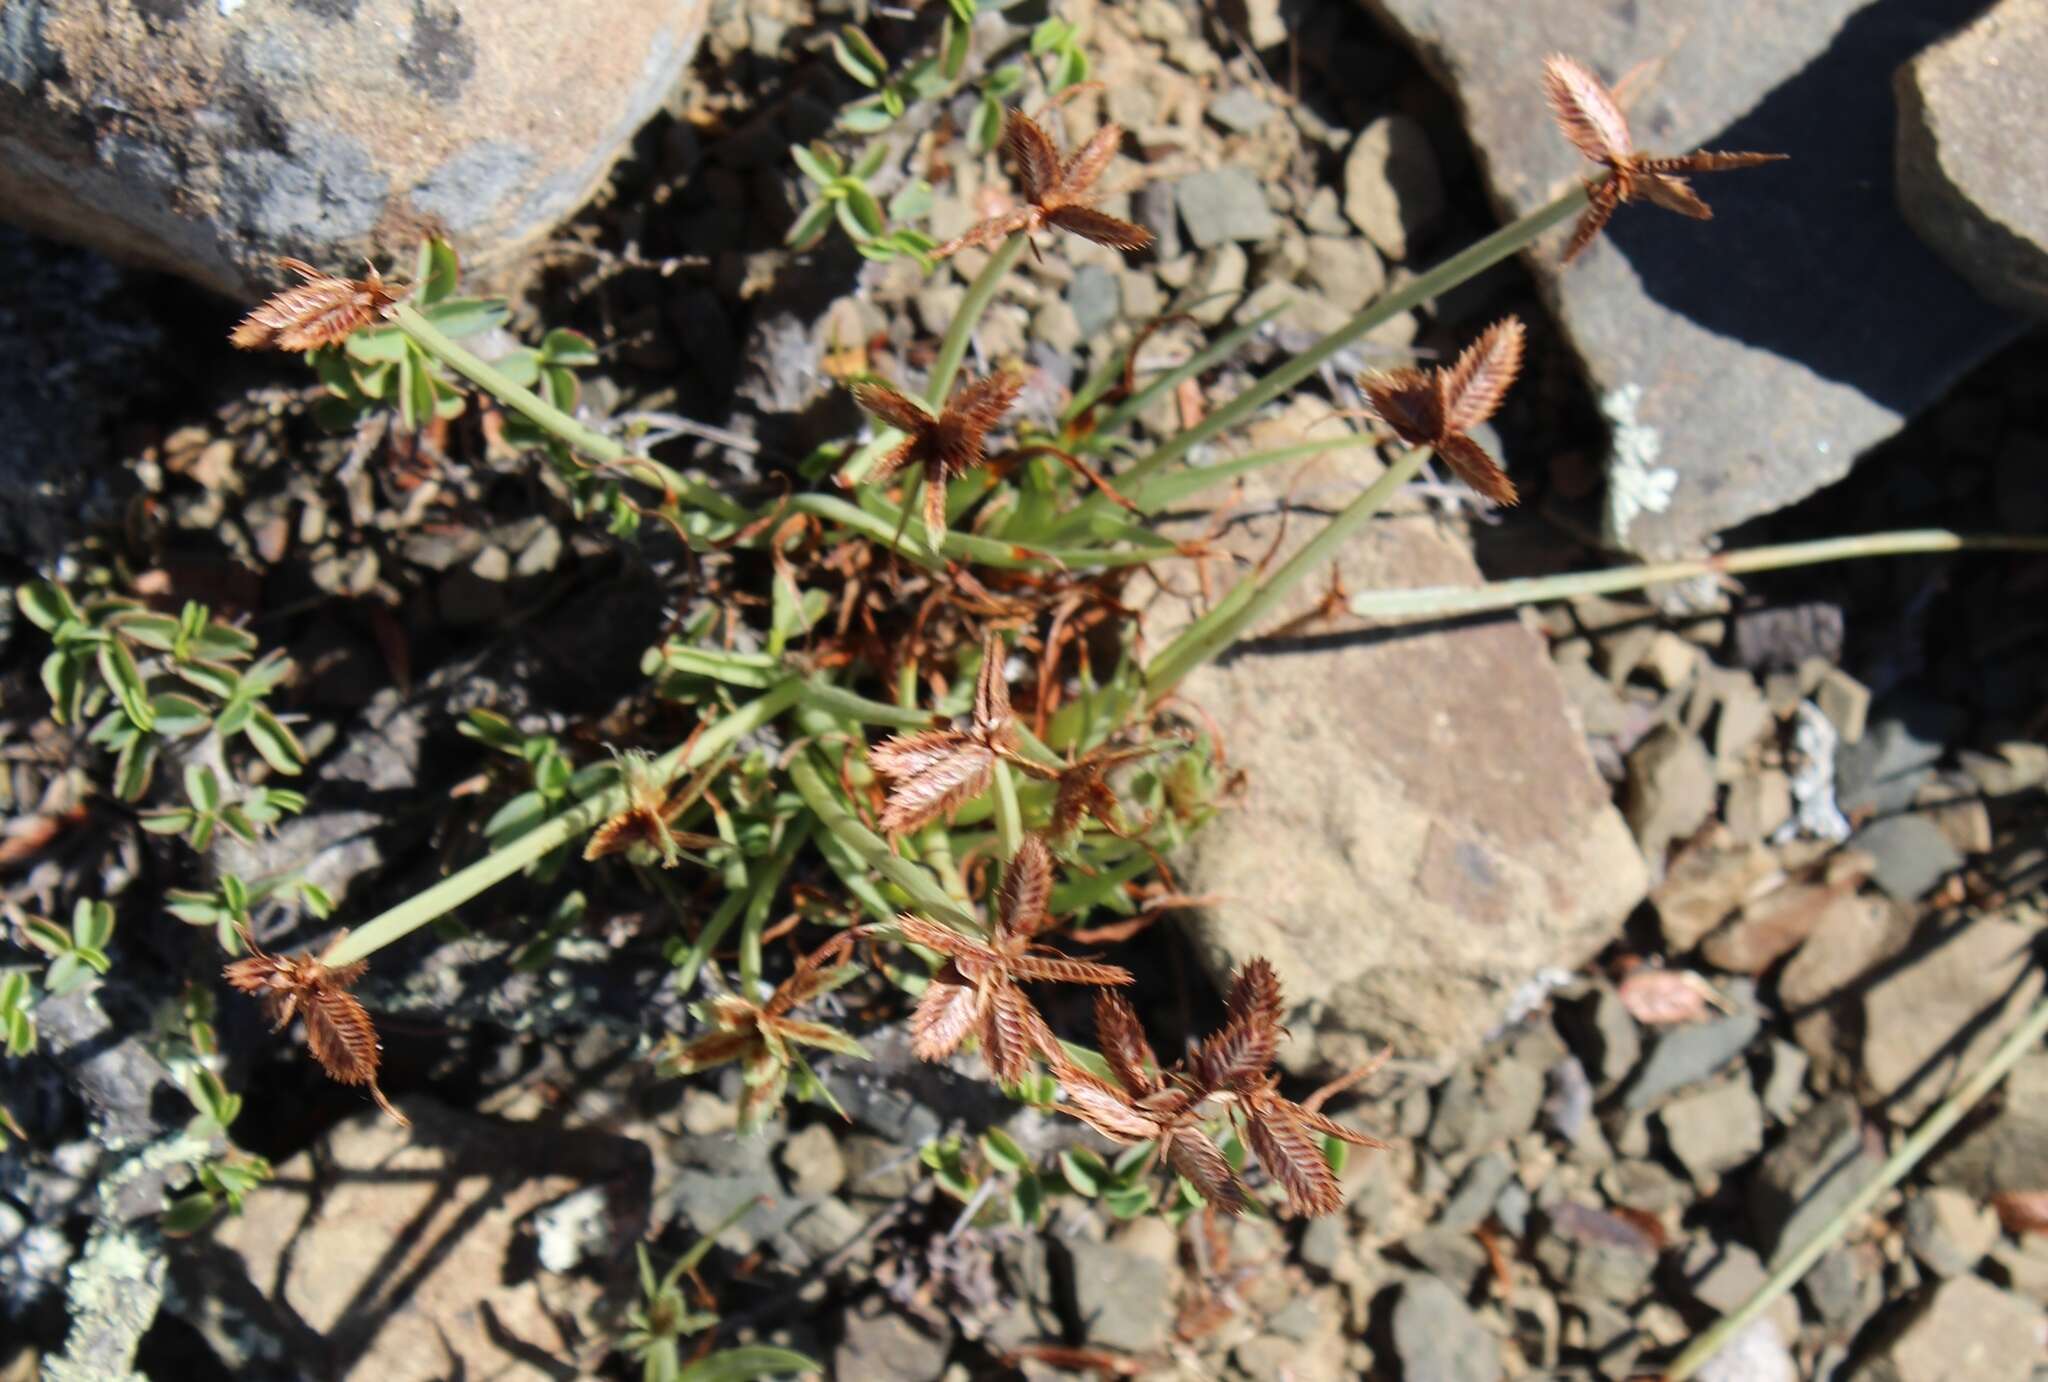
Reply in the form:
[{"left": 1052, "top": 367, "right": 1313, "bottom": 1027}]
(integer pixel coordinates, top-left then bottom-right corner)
[
  {"left": 1993, "top": 1191, "right": 2048, "bottom": 1236},
  {"left": 1616, "top": 967, "right": 1716, "bottom": 1026},
  {"left": 231, "top": 259, "right": 399, "bottom": 352},
  {"left": 663, "top": 1029, "right": 759, "bottom": 1075}
]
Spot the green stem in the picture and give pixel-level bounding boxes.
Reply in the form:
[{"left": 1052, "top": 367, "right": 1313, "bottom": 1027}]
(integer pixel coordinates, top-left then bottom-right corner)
[
  {"left": 928, "top": 232, "right": 1032, "bottom": 410},
  {"left": 1130, "top": 431, "right": 1382, "bottom": 514},
  {"left": 837, "top": 232, "right": 1030, "bottom": 487},
  {"left": 1102, "top": 187, "right": 1586, "bottom": 506},
  {"left": 389, "top": 303, "right": 749, "bottom": 524},
  {"left": 991, "top": 760, "right": 1023, "bottom": 860},
  {"left": 1348, "top": 530, "right": 2048, "bottom": 625},
  {"left": 322, "top": 680, "right": 802, "bottom": 969},
  {"left": 738, "top": 820, "right": 809, "bottom": 992},
  {"left": 1664, "top": 992, "right": 2048, "bottom": 1381},
  {"left": 1143, "top": 447, "right": 1431, "bottom": 698},
  {"left": 787, "top": 749, "right": 981, "bottom": 934}
]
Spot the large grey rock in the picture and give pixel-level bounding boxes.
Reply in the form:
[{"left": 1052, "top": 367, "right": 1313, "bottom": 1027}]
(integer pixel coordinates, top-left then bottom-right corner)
[
  {"left": 1357, "top": 0, "right": 2021, "bottom": 556},
  {"left": 176, "top": 1097, "right": 650, "bottom": 1380},
  {"left": 1847, "top": 1274, "right": 2044, "bottom": 1382},
  {"left": 1154, "top": 408, "right": 1645, "bottom": 1061},
  {"left": 1392, "top": 1275, "right": 1501, "bottom": 1382},
  {"left": 1896, "top": 0, "right": 2048, "bottom": 318},
  {"left": 1861, "top": 913, "right": 2045, "bottom": 1122},
  {"left": 0, "top": 1, "right": 708, "bottom": 297}
]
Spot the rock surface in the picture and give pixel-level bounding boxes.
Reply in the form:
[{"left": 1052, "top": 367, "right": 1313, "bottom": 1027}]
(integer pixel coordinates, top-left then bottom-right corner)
[
  {"left": 0, "top": 0, "right": 709, "bottom": 297},
  {"left": 1159, "top": 410, "right": 1646, "bottom": 1061},
  {"left": 1356, "top": 0, "right": 2021, "bottom": 555},
  {"left": 1847, "top": 1274, "right": 2044, "bottom": 1382},
  {"left": 1895, "top": 0, "right": 2048, "bottom": 318},
  {"left": 179, "top": 1097, "right": 649, "bottom": 1380}
]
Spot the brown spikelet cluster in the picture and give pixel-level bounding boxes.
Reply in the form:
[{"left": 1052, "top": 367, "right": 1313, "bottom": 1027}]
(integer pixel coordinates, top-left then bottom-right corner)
[
  {"left": 223, "top": 936, "right": 405, "bottom": 1124},
  {"left": 852, "top": 373, "right": 1026, "bottom": 541},
  {"left": 897, "top": 834, "right": 1132, "bottom": 1084},
  {"left": 1359, "top": 316, "right": 1526, "bottom": 506},
  {"left": 1057, "top": 960, "right": 1385, "bottom": 1217},
  {"left": 935, "top": 111, "right": 1152, "bottom": 261},
  {"left": 230, "top": 258, "right": 401, "bottom": 352},
  {"left": 869, "top": 632, "right": 1024, "bottom": 835},
  {"left": 1542, "top": 54, "right": 1788, "bottom": 263},
  {"left": 584, "top": 744, "right": 722, "bottom": 868},
  {"left": 655, "top": 937, "right": 869, "bottom": 1131}
]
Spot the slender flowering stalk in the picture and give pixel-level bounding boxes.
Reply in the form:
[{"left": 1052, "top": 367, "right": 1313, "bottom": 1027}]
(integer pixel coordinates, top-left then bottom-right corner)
[{"left": 934, "top": 111, "right": 1152, "bottom": 261}]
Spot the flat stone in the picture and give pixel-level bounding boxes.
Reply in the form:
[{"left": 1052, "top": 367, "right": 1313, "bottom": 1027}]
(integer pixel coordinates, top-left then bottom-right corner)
[
  {"left": 1862, "top": 914, "right": 2045, "bottom": 1122},
  {"left": 1753, "top": 1095, "right": 1885, "bottom": 1265},
  {"left": 780, "top": 1123, "right": 846, "bottom": 1199},
  {"left": 1622, "top": 1001, "right": 1762, "bottom": 1112},
  {"left": 1932, "top": 1053, "right": 2048, "bottom": 1198},
  {"left": 1068, "top": 263, "right": 1122, "bottom": 338},
  {"left": 1060, "top": 1238, "right": 1170, "bottom": 1355},
  {"left": 1660, "top": 1078, "right": 1766, "bottom": 1185},
  {"left": 1209, "top": 87, "right": 1278, "bottom": 134},
  {"left": 1556, "top": 985, "right": 1642, "bottom": 1091},
  {"left": 1847, "top": 1274, "right": 2043, "bottom": 1382},
  {"left": 1837, "top": 708, "right": 1963, "bottom": 816},
  {"left": 1342, "top": 113, "right": 1446, "bottom": 260},
  {"left": 1895, "top": 0, "right": 2048, "bottom": 319},
  {"left": 1725, "top": 769, "right": 1795, "bottom": 844},
  {"left": 1905, "top": 1186, "right": 2001, "bottom": 1279},
  {"left": 1695, "top": 1317, "right": 1797, "bottom": 1382},
  {"left": 193, "top": 1098, "right": 646, "bottom": 1379},
  {"left": 1300, "top": 234, "right": 1387, "bottom": 314},
  {"left": 1653, "top": 835, "right": 1780, "bottom": 952},
  {"left": 1177, "top": 166, "right": 1281, "bottom": 247},
  {"left": 0, "top": 1, "right": 708, "bottom": 298},
  {"left": 1441, "top": 1152, "right": 1516, "bottom": 1231},
  {"left": 1158, "top": 410, "right": 1645, "bottom": 1061},
  {"left": 1815, "top": 668, "right": 1873, "bottom": 743},
  {"left": 1356, "top": 0, "right": 2022, "bottom": 555},
  {"left": 1625, "top": 727, "right": 1717, "bottom": 864},
  {"left": 1392, "top": 1276, "right": 1501, "bottom": 1382},
  {"left": 1701, "top": 882, "right": 1856, "bottom": 975},
  {"left": 1683, "top": 1240, "right": 1800, "bottom": 1344},
  {"left": 1853, "top": 814, "right": 1965, "bottom": 901},
  {"left": 835, "top": 1307, "right": 952, "bottom": 1382}
]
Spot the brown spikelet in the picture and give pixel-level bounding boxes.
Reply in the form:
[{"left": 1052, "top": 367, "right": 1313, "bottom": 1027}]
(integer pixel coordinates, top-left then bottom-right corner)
[
  {"left": 1244, "top": 1095, "right": 1341, "bottom": 1217},
  {"left": 1009, "top": 954, "right": 1133, "bottom": 986},
  {"left": 1166, "top": 1130, "right": 1247, "bottom": 1213},
  {"left": 1359, "top": 315, "right": 1523, "bottom": 506},
  {"left": 935, "top": 110, "right": 1151, "bottom": 260},
  {"left": 871, "top": 731, "right": 998, "bottom": 834},
  {"left": 1093, "top": 990, "right": 1158, "bottom": 1095},
  {"left": 849, "top": 372, "right": 1023, "bottom": 540},
  {"left": 911, "top": 960, "right": 985, "bottom": 1062},
  {"left": 231, "top": 258, "right": 400, "bottom": 352},
  {"left": 1058, "top": 1070, "right": 1166, "bottom": 1143},
  {"left": 1541, "top": 53, "right": 1787, "bottom": 264},
  {"left": 870, "top": 633, "right": 1023, "bottom": 833},
  {"left": 998, "top": 833, "right": 1054, "bottom": 937},
  {"left": 224, "top": 940, "right": 406, "bottom": 1125}
]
